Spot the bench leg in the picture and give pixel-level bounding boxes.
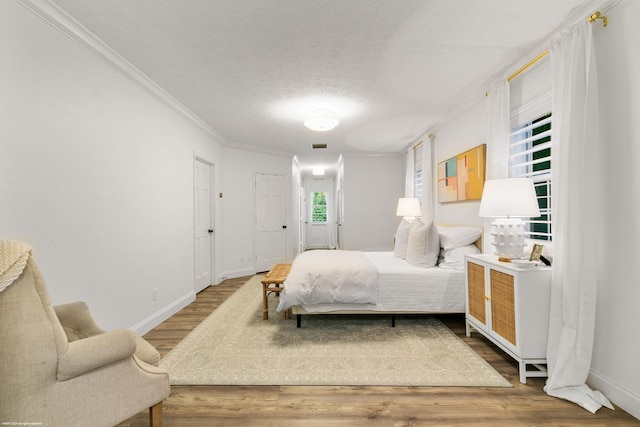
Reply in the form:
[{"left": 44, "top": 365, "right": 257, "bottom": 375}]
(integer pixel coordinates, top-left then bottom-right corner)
[{"left": 262, "top": 284, "right": 269, "bottom": 320}]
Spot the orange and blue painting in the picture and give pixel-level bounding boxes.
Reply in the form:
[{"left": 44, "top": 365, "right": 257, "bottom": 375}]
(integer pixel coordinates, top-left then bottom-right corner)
[{"left": 437, "top": 144, "right": 486, "bottom": 203}]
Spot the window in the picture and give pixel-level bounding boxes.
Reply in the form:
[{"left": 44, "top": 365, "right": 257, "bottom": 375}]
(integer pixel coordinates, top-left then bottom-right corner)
[
  {"left": 311, "top": 192, "right": 327, "bottom": 223},
  {"left": 414, "top": 143, "right": 423, "bottom": 199},
  {"left": 509, "top": 113, "right": 552, "bottom": 240}
]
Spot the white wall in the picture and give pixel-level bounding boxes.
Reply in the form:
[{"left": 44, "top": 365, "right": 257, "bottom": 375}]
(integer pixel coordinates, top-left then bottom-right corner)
[
  {"left": 420, "top": 0, "right": 640, "bottom": 417},
  {"left": 221, "top": 146, "right": 293, "bottom": 278},
  {"left": 431, "top": 101, "right": 488, "bottom": 231},
  {"left": 588, "top": 0, "right": 640, "bottom": 417},
  {"left": 0, "top": 1, "right": 224, "bottom": 334},
  {"left": 341, "top": 155, "right": 403, "bottom": 251}
]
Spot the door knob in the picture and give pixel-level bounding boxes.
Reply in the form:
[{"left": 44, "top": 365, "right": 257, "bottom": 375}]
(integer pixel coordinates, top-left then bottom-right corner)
[{"left": 208, "top": 229, "right": 214, "bottom": 234}]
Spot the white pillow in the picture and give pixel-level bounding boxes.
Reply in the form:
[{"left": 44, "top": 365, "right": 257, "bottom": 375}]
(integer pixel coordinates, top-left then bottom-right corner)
[
  {"left": 393, "top": 218, "right": 412, "bottom": 259},
  {"left": 406, "top": 220, "right": 440, "bottom": 267},
  {"left": 439, "top": 226, "right": 482, "bottom": 250},
  {"left": 438, "top": 244, "right": 481, "bottom": 270},
  {"left": 442, "top": 244, "right": 481, "bottom": 264}
]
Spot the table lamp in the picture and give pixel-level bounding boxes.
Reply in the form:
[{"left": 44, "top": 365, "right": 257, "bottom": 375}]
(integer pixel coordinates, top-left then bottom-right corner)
[
  {"left": 396, "top": 198, "right": 422, "bottom": 223},
  {"left": 478, "top": 178, "right": 540, "bottom": 260}
]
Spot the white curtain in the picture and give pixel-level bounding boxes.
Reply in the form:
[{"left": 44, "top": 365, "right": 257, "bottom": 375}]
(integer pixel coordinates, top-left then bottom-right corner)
[
  {"left": 485, "top": 76, "right": 510, "bottom": 179},
  {"left": 405, "top": 147, "right": 414, "bottom": 197},
  {"left": 544, "top": 20, "right": 613, "bottom": 413},
  {"left": 421, "top": 137, "right": 434, "bottom": 222}
]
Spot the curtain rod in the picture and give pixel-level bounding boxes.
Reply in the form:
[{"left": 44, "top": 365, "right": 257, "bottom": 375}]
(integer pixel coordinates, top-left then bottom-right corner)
[
  {"left": 411, "top": 133, "right": 435, "bottom": 150},
  {"left": 507, "top": 10, "right": 607, "bottom": 83},
  {"left": 588, "top": 11, "right": 607, "bottom": 27},
  {"left": 508, "top": 50, "right": 549, "bottom": 82}
]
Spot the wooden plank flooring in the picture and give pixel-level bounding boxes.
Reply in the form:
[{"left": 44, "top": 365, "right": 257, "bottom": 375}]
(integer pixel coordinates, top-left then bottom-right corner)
[{"left": 118, "top": 276, "right": 639, "bottom": 426}]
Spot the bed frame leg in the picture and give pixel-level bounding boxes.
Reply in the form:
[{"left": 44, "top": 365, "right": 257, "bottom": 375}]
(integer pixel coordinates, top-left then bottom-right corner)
[
  {"left": 297, "top": 314, "right": 301, "bottom": 328},
  {"left": 391, "top": 314, "right": 396, "bottom": 327}
]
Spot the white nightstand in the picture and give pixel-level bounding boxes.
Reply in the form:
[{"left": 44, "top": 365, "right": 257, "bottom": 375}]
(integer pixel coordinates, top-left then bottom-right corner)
[{"left": 464, "top": 254, "right": 552, "bottom": 384}]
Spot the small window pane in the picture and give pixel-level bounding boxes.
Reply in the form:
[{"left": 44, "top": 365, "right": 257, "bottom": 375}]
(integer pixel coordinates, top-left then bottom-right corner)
[
  {"left": 311, "top": 192, "right": 327, "bottom": 223},
  {"left": 414, "top": 144, "right": 423, "bottom": 199}
]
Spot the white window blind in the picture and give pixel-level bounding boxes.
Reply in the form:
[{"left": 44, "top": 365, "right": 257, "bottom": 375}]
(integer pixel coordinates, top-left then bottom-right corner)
[
  {"left": 414, "top": 143, "right": 423, "bottom": 200},
  {"left": 509, "top": 113, "right": 552, "bottom": 241}
]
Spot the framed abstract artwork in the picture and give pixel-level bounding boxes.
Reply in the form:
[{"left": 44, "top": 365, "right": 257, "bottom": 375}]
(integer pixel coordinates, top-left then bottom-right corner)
[{"left": 437, "top": 144, "right": 486, "bottom": 203}]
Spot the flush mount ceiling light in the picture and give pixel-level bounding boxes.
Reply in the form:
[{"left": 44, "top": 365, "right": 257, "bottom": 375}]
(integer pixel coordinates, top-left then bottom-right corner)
[{"left": 304, "top": 109, "right": 339, "bottom": 131}]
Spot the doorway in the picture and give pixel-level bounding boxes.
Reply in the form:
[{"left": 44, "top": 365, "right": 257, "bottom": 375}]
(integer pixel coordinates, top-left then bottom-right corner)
[
  {"left": 194, "top": 158, "right": 215, "bottom": 293},
  {"left": 254, "top": 172, "right": 287, "bottom": 272},
  {"left": 304, "top": 177, "right": 335, "bottom": 250}
]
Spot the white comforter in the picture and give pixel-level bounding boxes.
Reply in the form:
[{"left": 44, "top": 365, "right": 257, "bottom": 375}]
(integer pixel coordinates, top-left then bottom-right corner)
[{"left": 276, "top": 250, "right": 379, "bottom": 312}]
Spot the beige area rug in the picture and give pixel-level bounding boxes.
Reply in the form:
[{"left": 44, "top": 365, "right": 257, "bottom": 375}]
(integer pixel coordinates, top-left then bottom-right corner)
[{"left": 160, "top": 275, "right": 511, "bottom": 387}]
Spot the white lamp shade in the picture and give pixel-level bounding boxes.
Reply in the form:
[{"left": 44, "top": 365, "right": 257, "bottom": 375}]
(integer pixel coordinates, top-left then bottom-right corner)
[
  {"left": 396, "top": 198, "right": 422, "bottom": 217},
  {"left": 478, "top": 178, "right": 541, "bottom": 218}
]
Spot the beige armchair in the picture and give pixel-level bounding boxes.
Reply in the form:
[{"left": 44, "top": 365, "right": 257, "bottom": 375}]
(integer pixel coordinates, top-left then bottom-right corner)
[
  {"left": 0, "top": 244, "right": 170, "bottom": 427},
  {"left": 54, "top": 301, "right": 162, "bottom": 367}
]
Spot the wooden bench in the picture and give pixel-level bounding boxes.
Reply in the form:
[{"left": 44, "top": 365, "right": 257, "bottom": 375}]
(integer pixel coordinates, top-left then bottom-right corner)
[{"left": 260, "top": 263, "right": 291, "bottom": 320}]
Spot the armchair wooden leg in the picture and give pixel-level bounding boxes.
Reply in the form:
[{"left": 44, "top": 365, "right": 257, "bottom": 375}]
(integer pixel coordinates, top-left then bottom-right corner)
[{"left": 150, "top": 402, "right": 163, "bottom": 427}]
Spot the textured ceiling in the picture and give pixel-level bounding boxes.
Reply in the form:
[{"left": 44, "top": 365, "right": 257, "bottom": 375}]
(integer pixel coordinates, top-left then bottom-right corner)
[{"left": 50, "top": 0, "right": 595, "bottom": 173}]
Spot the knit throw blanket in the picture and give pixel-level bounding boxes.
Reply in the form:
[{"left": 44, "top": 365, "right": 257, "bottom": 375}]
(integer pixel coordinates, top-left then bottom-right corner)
[{"left": 0, "top": 241, "right": 32, "bottom": 293}]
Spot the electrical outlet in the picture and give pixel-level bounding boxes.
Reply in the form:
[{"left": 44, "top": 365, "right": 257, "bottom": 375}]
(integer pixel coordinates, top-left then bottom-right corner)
[{"left": 153, "top": 288, "right": 158, "bottom": 302}]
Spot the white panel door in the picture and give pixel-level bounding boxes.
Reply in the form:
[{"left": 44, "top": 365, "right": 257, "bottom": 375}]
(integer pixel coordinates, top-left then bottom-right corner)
[
  {"left": 194, "top": 159, "right": 214, "bottom": 293},
  {"left": 336, "top": 188, "right": 343, "bottom": 249},
  {"left": 298, "top": 186, "right": 305, "bottom": 254},
  {"left": 255, "top": 173, "right": 286, "bottom": 272},
  {"left": 304, "top": 178, "right": 333, "bottom": 250}
]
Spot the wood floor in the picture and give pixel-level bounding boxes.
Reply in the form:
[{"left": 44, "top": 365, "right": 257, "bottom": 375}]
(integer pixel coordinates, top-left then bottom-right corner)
[{"left": 118, "top": 276, "right": 638, "bottom": 427}]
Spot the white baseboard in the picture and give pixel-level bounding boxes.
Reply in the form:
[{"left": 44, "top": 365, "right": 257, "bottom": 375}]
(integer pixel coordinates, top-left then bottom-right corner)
[
  {"left": 130, "top": 291, "right": 196, "bottom": 336},
  {"left": 216, "top": 268, "right": 256, "bottom": 283},
  {"left": 588, "top": 369, "right": 640, "bottom": 420},
  {"left": 131, "top": 272, "right": 256, "bottom": 334}
]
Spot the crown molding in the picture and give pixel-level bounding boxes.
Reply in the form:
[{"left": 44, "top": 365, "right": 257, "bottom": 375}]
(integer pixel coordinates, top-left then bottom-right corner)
[
  {"left": 341, "top": 151, "right": 402, "bottom": 159},
  {"left": 222, "top": 138, "right": 295, "bottom": 158},
  {"left": 16, "top": 0, "right": 226, "bottom": 143}
]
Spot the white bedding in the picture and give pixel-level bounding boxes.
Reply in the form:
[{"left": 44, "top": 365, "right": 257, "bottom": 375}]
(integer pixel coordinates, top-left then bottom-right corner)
[
  {"left": 286, "top": 251, "right": 466, "bottom": 314},
  {"left": 276, "top": 250, "right": 379, "bottom": 312}
]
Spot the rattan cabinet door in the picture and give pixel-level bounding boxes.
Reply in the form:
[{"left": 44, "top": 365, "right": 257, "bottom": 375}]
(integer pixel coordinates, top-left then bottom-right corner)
[
  {"left": 467, "top": 262, "right": 486, "bottom": 325},
  {"left": 489, "top": 269, "right": 516, "bottom": 346}
]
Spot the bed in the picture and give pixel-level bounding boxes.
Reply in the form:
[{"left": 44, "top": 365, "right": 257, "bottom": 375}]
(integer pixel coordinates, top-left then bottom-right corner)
[{"left": 276, "top": 222, "right": 483, "bottom": 327}]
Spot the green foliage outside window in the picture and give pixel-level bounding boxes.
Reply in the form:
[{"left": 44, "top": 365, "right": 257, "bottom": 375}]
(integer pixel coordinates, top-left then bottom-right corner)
[
  {"left": 530, "top": 113, "right": 551, "bottom": 241},
  {"left": 312, "top": 192, "right": 327, "bottom": 222}
]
